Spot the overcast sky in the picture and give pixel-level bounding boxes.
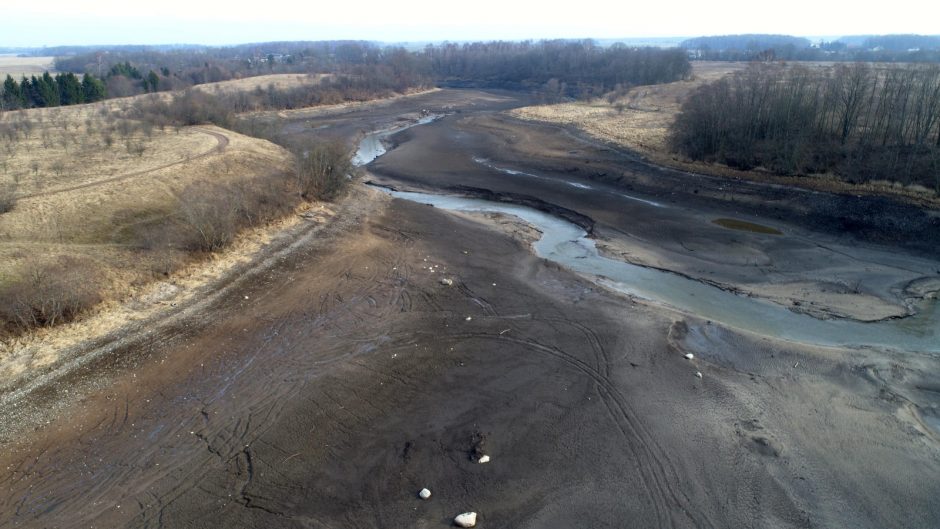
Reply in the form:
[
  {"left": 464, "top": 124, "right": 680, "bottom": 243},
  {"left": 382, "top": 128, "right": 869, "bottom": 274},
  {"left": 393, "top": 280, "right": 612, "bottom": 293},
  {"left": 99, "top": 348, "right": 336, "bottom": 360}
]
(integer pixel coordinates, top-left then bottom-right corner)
[{"left": 5, "top": 0, "right": 936, "bottom": 47}]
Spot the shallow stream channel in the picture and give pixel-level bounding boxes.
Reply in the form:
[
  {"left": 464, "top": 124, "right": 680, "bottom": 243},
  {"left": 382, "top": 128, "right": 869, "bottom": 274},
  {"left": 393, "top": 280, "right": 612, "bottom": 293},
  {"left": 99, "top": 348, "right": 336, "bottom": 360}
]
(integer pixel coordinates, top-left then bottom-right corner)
[{"left": 357, "top": 121, "right": 940, "bottom": 354}]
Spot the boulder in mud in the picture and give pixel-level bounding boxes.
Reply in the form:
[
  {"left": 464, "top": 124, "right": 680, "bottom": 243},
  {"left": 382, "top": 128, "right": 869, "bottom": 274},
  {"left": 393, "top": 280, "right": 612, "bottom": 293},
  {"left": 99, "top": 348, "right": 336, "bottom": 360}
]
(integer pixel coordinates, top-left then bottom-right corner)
[
  {"left": 454, "top": 512, "right": 477, "bottom": 527},
  {"left": 419, "top": 488, "right": 432, "bottom": 500}
]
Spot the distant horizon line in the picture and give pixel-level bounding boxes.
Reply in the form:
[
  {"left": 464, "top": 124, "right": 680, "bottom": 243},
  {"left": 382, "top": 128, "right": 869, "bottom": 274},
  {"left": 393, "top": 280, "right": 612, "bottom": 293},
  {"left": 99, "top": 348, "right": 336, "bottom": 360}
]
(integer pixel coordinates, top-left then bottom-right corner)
[{"left": 4, "top": 33, "right": 939, "bottom": 51}]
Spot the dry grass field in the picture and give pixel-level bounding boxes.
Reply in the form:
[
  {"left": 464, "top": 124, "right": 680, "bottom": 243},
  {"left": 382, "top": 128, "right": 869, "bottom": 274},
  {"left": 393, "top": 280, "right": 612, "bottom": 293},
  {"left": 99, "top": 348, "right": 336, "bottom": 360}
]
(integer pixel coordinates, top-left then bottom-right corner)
[
  {"left": 511, "top": 62, "right": 745, "bottom": 162},
  {"left": 0, "top": 56, "right": 56, "bottom": 79},
  {"left": 191, "top": 73, "right": 332, "bottom": 94},
  {"left": 0, "top": 93, "right": 295, "bottom": 342},
  {"left": 512, "top": 61, "right": 940, "bottom": 206}
]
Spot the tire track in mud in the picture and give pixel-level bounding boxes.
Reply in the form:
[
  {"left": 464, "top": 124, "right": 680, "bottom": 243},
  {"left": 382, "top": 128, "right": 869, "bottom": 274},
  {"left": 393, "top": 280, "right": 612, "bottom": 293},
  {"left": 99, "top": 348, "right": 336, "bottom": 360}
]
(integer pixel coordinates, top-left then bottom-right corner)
[
  {"left": 447, "top": 329, "right": 715, "bottom": 529},
  {"left": 1, "top": 187, "right": 710, "bottom": 527},
  {"left": 125, "top": 226, "right": 427, "bottom": 526},
  {"left": 99, "top": 297, "right": 397, "bottom": 527},
  {"left": 456, "top": 282, "right": 500, "bottom": 317},
  {"left": 27, "top": 318, "right": 300, "bottom": 527},
  {"left": 543, "top": 316, "right": 612, "bottom": 378},
  {"left": 0, "top": 204, "right": 422, "bottom": 528}
]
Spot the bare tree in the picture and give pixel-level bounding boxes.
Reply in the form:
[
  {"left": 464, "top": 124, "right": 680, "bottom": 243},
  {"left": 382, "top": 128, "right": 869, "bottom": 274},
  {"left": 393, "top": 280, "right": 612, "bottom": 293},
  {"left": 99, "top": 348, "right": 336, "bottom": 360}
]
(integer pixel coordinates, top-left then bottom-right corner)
[
  {"left": 294, "top": 140, "right": 354, "bottom": 200},
  {"left": 177, "top": 184, "right": 239, "bottom": 251},
  {"left": 0, "top": 180, "right": 17, "bottom": 213}
]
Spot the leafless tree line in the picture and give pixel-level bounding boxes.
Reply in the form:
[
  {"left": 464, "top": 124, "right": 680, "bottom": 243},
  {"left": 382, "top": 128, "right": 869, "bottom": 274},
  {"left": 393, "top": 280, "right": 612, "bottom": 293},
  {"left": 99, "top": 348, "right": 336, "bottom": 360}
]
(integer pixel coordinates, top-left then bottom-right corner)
[{"left": 670, "top": 63, "right": 940, "bottom": 191}]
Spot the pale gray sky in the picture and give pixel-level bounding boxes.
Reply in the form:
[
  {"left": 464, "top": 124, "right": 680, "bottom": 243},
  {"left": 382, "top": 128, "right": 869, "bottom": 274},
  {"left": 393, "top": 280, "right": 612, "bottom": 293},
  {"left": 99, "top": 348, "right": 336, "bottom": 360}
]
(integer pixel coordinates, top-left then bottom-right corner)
[{"left": 5, "top": 0, "right": 937, "bottom": 47}]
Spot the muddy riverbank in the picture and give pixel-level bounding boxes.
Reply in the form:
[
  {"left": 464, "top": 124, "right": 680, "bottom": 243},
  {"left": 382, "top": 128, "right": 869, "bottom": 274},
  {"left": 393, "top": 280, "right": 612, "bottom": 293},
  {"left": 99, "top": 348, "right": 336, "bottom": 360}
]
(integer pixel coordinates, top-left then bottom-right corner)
[{"left": 1, "top": 89, "right": 939, "bottom": 528}]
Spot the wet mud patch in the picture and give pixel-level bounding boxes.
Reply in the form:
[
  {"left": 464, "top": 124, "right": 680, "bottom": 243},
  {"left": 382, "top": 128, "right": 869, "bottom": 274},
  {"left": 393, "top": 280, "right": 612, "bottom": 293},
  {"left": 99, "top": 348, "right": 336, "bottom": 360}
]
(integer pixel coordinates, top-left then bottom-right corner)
[
  {"left": 748, "top": 435, "right": 782, "bottom": 457},
  {"left": 918, "top": 407, "right": 940, "bottom": 436},
  {"left": 712, "top": 218, "right": 783, "bottom": 235}
]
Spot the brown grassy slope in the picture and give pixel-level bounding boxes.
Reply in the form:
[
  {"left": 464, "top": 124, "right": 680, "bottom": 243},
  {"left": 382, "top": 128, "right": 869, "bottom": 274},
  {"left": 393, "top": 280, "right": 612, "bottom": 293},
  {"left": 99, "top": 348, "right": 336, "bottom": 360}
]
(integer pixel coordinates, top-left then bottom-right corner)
[
  {"left": 0, "top": 76, "right": 431, "bottom": 382},
  {"left": 190, "top": 73, "right": 333, "bottom": 94},
  {"left": 511, "top": 62, "right": 743, "bottom": 157},
  {"left": 511, "top": 61, "right": 940, "bottom": 207},
  {"left": 0, "top": 95, "right": 295, "bottom": 331}
]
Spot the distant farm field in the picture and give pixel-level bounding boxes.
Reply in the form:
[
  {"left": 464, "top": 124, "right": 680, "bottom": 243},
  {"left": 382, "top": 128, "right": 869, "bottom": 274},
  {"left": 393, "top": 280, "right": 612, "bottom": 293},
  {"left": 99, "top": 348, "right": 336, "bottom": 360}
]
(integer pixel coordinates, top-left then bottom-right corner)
[{"left": 0, "top": 56, "right": 56, "bottom": 78}]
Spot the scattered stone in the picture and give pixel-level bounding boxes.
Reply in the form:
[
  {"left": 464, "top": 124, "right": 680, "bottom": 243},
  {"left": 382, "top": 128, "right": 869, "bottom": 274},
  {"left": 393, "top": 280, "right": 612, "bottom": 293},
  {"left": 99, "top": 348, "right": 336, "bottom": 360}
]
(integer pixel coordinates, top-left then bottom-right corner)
[
  {"left": 684, "top": 353, "right": 694, "bottom": 360},
  {"left": 465, "top": 316, "right": 473, "bottom": 321},
  {"left": 695, "top": 371, "right": 703, "bottom": 379},
  {"left": 441, "top": 278, "right": 454, "bottom": 286},
  {"left": 244, "top": 296, "right": 249, "bottom": 300},
  {"left": 419, "top": 488, "right": 432, "bottom": 500},
  {"left": 454, "top": 512, "right": 477, "bottom": 527},
  {"left": 477, "top": 454, "right": 490, "bottom": 464}
]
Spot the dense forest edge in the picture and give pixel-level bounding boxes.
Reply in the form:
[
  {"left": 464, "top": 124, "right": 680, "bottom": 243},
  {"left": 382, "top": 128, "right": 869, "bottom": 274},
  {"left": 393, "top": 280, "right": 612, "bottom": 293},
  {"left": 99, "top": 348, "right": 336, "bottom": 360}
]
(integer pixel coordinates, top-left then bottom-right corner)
[
  {"left": 2, "top": 40, "right": 691, "bottom": 111},
  {"left": 669, "top": 63, "right": 940, "bottom": 192},
  {"left": 680, "top": 33, "right": 940, "bottom": 62}
]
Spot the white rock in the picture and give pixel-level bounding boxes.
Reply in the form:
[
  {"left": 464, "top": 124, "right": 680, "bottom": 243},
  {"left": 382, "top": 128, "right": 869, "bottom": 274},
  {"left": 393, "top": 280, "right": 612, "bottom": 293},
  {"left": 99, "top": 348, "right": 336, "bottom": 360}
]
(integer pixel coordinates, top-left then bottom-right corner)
[
  {"left": 454, "top": 512, "right": 477, "bottom": 527},
  {"left": 477, "top": 454, "right": 490, "bottom": 464},
  {"left": 695, "top": 371, "right": 703, "bottom": 379},
  {"left": 465, "top": 316, "right": 473, "bottom": 321},
  {"left": 441, "top": 278, "right": 454, "bottom": 286},
  {"left": 419, "top": 488, "right": 432, "bottom": 500},
  {"left": 684, "top": 353, "right": 694, "bottom": 360}
]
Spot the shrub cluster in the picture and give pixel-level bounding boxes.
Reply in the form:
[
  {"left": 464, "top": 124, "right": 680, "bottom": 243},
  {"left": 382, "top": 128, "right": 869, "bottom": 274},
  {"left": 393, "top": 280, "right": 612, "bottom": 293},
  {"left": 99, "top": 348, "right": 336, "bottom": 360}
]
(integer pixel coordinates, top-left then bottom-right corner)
[
  {"left": 295, "top": 140, "right": 354, "bottom": 201},
  {"left": 120, "top": 172, "right": 299, "bottom": 255},
  {"left": 0, "top": 257, "right": 102, "bottom": 331}
]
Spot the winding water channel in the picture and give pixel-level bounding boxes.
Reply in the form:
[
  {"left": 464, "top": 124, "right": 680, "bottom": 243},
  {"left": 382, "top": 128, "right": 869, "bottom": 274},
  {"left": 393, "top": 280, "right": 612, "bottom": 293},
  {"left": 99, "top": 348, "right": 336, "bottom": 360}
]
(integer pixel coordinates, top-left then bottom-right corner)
[{"left": 359, "top": 123, "right": 940, "bottom": 354}]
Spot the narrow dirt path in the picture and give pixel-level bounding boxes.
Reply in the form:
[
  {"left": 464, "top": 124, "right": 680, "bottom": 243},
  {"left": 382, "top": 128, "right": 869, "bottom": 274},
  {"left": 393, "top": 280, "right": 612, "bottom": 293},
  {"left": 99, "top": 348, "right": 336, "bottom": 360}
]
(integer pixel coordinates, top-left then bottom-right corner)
[{"left": 17, "top": 127, "right": 230, "bottom": 200}]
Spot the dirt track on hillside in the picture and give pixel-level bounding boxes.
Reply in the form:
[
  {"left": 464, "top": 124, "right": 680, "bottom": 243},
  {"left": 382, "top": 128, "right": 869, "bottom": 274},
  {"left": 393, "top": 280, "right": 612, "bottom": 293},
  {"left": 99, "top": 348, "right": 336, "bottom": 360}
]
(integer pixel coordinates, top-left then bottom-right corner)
[{"left": 17, "top": 127, "right": 229, "bottom": 200}]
